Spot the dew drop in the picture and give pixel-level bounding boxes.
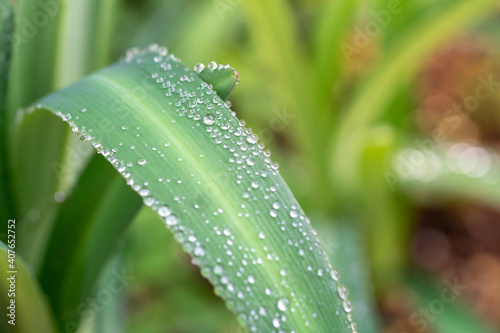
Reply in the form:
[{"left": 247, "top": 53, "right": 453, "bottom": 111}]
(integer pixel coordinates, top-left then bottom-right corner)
[
  {"left": 259, "top": 307, "right": 267, "bottom": 316},
  {"left": 338, "top": 285, "right": 349, "bottom": 300},
  {"left": 246, "top": 134, "right": 258, "bottom": 144},
  {"left": 343, "top": 300, "right": 353, "bottom": 313},
  {"left": 214, "top": 265, "right": 223, "bottom": 276},
  {"left": 277, "top": 298, "right": 289, "bottom": 311},
  {"left": 194, "top": 63, "right": 205, "bottom": 73},
  {"left": 165, "top": 215, "right": 178, "bottom": 226},
  {"left": 330, "top": 270, "right": 340, "bottom": 281},
  {"left": 208, "top": 61, "right": 217, "bottom": 70},
  {"left": 158, "top": 206, "right": 171, "bottom": 217},
  {"left": 194, "top": 246, "right": 205, "bottom": 257},
  {"left": 144, "top": 197, "right": 154, "bottom": 207},
  {"left": 203, "top": 114, "right": 215, "bottom": 125},
  {"left": 137, "top": 158, "right": 146, "bottom": 166}
]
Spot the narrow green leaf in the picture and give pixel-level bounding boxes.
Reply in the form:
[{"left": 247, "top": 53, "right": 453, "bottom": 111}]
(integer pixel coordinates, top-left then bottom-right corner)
[
  {"left": 7, "top": 1, "right": 74, "bottom": 264},
  {"left": 8, "top": 0, "right": 123, "bottom": 265},
  {"left": 26, "top": 47, "right": 354, "bottom": 332},
  {"left": 241, "top": 0, "right": 317, "bottom": 158},
  {"left": 124, "top": 206, "right": 236, "bottom": 332},
  {"left": 38, "top": 153, "right": 142, "bottom": 330},
  {"left": 0, "top": 0, "right": 12, "bottom": 109},
  {"left": 10, "top": 109, "right": 69, "bottom": 264},
  {"left": 92, "top": 251, "right": 127, "bottom": 333},
  {"left": 0, "top": 241, "right": 56, "bottom": 333},
  {"left": 0, "top": 0, "right": 15, "bottom": 231},
  {"left": 313, "top": 0, "right": 363, "bottom": 98},
  {"left": 359, "top": 127, "right": 410, "bottom": 290},
  {"left": 317, "top": 220, "right": 381, "bottom": 333}
]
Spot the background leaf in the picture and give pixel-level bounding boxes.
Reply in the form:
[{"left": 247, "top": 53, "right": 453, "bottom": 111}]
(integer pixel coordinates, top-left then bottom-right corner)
[{"left": 0, "top": 241, "right": 55, "bottom": 333}]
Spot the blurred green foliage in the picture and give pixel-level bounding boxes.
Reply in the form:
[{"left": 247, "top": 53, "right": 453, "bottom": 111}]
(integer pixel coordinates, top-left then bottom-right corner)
[{"left": 2, "top": 0, "right": 500, "bottom": 332}]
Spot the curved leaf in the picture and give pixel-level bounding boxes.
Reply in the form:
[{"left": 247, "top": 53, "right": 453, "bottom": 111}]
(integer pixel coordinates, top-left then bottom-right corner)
[
  {"left": 37, "top": 56, "right": 240, "bottom": 330},
  {"left": 24, "top": 47, "right": 354, "bottom": 332},
  {"left": 37, "top": 152, "right": 142, "bottom": 330}
]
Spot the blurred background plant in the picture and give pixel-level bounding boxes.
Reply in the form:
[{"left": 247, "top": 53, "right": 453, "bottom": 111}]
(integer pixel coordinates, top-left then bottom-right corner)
[{"left": 1, "top": 0, "right": 500, "bottom": 332}]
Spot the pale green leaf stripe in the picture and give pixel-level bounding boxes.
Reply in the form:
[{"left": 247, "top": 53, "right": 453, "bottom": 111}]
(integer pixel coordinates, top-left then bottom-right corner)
[{"left": 25, "top": 47, "right": 354, "bottom": 332}]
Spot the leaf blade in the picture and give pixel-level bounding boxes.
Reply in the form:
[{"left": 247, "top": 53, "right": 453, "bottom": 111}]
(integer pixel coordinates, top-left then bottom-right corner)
[
  {"left": 29, "top": 48, "right": 354, "bottom": 332},
  {"left": 38, "top": 153, "right": 142, "bottom": 329}
]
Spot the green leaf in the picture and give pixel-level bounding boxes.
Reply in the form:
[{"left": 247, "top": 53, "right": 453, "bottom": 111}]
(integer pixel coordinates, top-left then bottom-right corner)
[
  {"left": 7, "top": 1, "right": 71, "bottom": 247},
  {"left": 0, "top": 0, "right": 12, "bottom": 110},
  {"left": 317, "top": 220, "right": 381, "bottom": 333},
  {"left": 124, "top": 206, "right": 236, "bottom": 332},
  {"left": 37, "top": 53, "right": 239, "bottom": 330},
  {"left": 26, "top": 47, "right": 354, "bottom": 332},
  {"left": 37, "top": 153, "right": 142, "bottom": 330},
  {"left": 8, "top": 0, "right": 121, "bottom": 265},
  {"left": 0, "top": 240, "right": 56, "bottom": 333},
  {"left": 92, "top": 251, "right": 128, "bottom": 333},
  {"left": 0, "top": 0, "right": 15, "bottom": 231},
  {"left": 407, "top": 275, "right": 497, "bottom": 333},
  {"left": 359, "top": 127, "right": 410, "bottom": 289},
  {"left": 11, "top": 109, "right": 70, "bottom": 265},
  {"left": 195, "top": 63, "right": 239, "bottom": 101},
  {"left": 313, "top": 0, "right": 363, "bottom": 99}
]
